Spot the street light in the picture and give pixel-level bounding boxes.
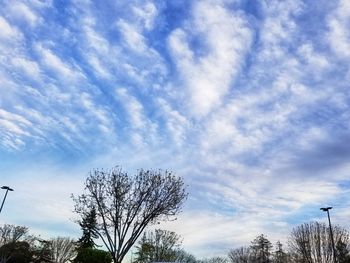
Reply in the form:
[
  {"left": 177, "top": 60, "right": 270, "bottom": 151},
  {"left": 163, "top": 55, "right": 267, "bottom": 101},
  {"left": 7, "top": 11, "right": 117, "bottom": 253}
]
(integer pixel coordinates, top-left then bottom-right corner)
[
  {"left": 320, "top": 207, "right": 337, "bottom": 263},
  {"left": 0, "top": 186, "right": 14, "bottom": 214}
]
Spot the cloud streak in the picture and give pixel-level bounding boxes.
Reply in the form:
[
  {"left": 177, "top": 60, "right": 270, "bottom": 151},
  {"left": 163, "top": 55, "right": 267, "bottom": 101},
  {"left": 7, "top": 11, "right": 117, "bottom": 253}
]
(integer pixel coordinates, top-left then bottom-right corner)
[{"left": 1, "top": 0, "right": 350, "bottom": 258}]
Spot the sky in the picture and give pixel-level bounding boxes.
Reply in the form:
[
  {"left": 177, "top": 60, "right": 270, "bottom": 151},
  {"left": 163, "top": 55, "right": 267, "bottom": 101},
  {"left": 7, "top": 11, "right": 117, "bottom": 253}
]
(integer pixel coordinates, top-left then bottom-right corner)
[{"left": 1, "top": 0, "right": 350, "bottom": 259}]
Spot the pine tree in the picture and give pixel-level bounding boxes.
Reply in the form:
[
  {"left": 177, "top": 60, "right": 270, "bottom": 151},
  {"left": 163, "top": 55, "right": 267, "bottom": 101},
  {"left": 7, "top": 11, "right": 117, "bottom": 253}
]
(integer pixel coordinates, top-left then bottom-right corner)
[
  {"left": 250, "top": 234, "right": 272, "bottom": 263},
  {"left": 273, "top": 241, "right": 288, "bottom": 263},
  {"left": 77, "top": 207, "right": 99, "bottom": 249}
]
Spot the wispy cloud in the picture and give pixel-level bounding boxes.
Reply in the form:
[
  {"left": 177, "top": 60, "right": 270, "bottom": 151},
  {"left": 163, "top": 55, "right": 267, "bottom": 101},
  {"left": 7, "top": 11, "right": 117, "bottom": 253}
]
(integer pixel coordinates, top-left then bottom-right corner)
[
  {"left": 327, "top": 0, "right": 350, "bottom": 59},
  {"left": 168, "top": 0, "right": 253, "bottom": 117},
  {"left": 1, "top": 0, "right": 350, "bottom": 258},
  {"left": 0, "top": 16, "right": 22, "bottom": 40}
]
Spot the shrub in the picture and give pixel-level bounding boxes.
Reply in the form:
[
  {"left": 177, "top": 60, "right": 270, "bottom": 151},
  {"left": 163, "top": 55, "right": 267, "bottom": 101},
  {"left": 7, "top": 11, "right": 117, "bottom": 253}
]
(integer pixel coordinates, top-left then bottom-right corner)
[
  {"left": 73, "top": 248, "right": 112, "bottom": 263},
  {"left": 0, "top": 241, "right": 32, "bottom": 263}
]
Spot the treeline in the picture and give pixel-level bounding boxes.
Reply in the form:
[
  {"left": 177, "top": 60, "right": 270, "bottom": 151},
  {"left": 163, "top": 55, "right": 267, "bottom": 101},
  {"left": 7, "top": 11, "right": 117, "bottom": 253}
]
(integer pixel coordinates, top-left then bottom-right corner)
[
  {"left": 132, "top": 222, "right": 350, "bottom": 263},
  {"left": 0, "top": 167, "right": 188, "bottom": 263},
  {"left": 1, "top": 221, "right": 350, "bottom": 263},
  {"left": 228, "top": 221, "right": 350, "bottom": 263},
  {"left": 0, "top": 224, "right": 75, "bottom": 263},
  {"left": 1, "top": 167, "right": 349, "bottom": 263},
  {"left": 0, "top": 223, "right": 110, "bottom": 263}
]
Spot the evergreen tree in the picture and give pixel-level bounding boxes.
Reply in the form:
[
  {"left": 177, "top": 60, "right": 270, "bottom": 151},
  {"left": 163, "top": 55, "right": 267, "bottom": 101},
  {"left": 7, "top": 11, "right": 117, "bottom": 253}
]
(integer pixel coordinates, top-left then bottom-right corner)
[
  {"left": 77, "top": 207, "right": 98, "bottom": 249},
  {"left": 250, "top": 234, "right": 272, "bottom": 263},
  {"left": 73, "top": 248, "right": 112, "bottom": 263},
  {"left": 273, "top": 241, "right": 288, "bottom": 263},
  {"left": 337, "top": 240, "right": 350, "bottom": 263}
]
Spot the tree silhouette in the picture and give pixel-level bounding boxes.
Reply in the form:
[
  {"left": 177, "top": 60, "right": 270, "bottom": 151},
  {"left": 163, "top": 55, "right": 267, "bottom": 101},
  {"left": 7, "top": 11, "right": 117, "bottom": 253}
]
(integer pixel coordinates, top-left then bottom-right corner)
[
  {"left": 72, "top": 167, "right": 187, "bottom": 263},
  {"left": 228, "top": 246, "right": 252, "bottom": 263},
  {"left": 273, "top": 241, "right": 289, "bottom": 263},
  {"left": 134, "top": 229, "right": 182, "bottom": 263},
  {"left": 250, "top": 234, "right": 272, "bottom": 263},
  {"left": 49, "top": 237, "right": 77, "bottom": 263},
  {"left": 289, "top": 221, "right": 350, "bottom": 263},
  {"left": 77, "top": 207, "right": 99, "bottom": 249}
]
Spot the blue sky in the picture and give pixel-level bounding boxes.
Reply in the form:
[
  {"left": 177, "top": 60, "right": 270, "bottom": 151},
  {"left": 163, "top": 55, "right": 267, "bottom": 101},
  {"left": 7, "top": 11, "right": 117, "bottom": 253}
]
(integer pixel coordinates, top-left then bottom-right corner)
[{"left": 1, "top": 0, "right": 350, "bottom": 258}]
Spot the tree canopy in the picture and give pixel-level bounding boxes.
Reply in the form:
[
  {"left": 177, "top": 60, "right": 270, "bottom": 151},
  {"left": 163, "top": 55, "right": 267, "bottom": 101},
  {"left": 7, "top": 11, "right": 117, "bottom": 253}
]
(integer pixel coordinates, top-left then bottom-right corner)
[
  {"left": 72, "top": 167, "right": 188, "bottom": 263},
  {"left": 134, "top": 229, "right": 182, "bottom": 263}
]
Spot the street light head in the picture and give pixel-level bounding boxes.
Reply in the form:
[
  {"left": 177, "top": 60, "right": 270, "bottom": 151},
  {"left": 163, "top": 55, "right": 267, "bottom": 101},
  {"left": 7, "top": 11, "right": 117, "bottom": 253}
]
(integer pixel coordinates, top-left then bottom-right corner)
[
  {"left": 320, "top": 207, "right": 332, "bottom": 211},
  {"left": 1, "top": 186, "right": 14, "bottom": 191}
]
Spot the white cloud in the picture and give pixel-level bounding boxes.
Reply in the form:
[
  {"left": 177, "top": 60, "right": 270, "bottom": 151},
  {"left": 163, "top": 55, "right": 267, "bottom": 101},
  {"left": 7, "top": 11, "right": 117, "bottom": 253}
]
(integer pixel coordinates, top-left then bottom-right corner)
[
  {"left": 327, "top": 0, "right": 350, "bottom": 59},
  {"left": 87, "top": 55, "right": 111, "bottom": 78},
  {"left": 116, "top": 19, "right": 148, "bottom": 52},
  {"left": 11, "top": 57, "right": 41, "bottom": 79},
  {"left": 73, "top": 10, "right": 114, "bottom": 79},
  {"left": 0, "top": 16, "right": 22, "bottom": 40},
  {"left": 7, "top": 2, "right": 40, "bottom": 27},
  {"left": 28, "top": 0, "right": 53, "bottom": 9},
  {"left": 156, "top": 98, "right": 189, "bottom": 145},
  {"left": 1, "top": 0, "right": 350, "bottom": 258},
  {"left": 116, "top": 88, "right": 147, "bottom": 129},
  {"left": 0, "top": 108, "right": 32, "bottom": 126},
  {"left": 168, "top": 29, "right": 193, "bottom": 66},
  {"left": 83, "top": 23, "right": 110, "bottom": 55},
  {"left": 132, "top": 2, "right": 158, "bottom": 30},
  {"left": 160, "top": 210, "right": 290, "bottom": 257},
  {"left": 36, "top": 44, "right": 84, "bottom": 81},
  {"left": 258, "top": 0, "right": 303, "bottom": 60},
  {"left": 168, "top": 0, "right": 252, "bottom": 117},
  {"left": 0, "top": 109, "right": 32, "bottom": 135},
  {"left": 0, "top": 109, "right": 33, "bottom": 149},
  {"left": 0, "top": 119, "right": 29, "bottom": 137},
  {"left": 79, "top": 92, "right": 112, "bottom": 134},
  {"left": 114, "top": 88, "right": 160, "bottom": 148},
  {"left": 297, "top": 43, "right": 329, "bottom": 71}
]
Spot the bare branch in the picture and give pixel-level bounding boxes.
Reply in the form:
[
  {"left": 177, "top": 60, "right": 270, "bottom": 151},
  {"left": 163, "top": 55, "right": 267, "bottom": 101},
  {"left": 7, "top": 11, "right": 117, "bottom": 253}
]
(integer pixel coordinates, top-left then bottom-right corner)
[{"left": 72, "top": 167, "right": 187, "bottom": 263}]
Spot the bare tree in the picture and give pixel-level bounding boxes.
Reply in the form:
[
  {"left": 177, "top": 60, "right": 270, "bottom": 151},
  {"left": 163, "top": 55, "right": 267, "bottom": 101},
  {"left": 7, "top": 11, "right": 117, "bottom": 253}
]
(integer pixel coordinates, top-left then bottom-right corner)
[
  {"left": 175, "top": 249, "right": 197, "bottom": 263},
  {"left": 199, "top": 257, "right": 229, "bottom": 263},
  {"left": 49, "top": 237, "right": 77, "bottom": 263},
  {"left": 228, "top": 246, "right": 252, "bottom": 263},
  {"left": 288, "top": 221, "right": 350, "bottom": 263},
  {"left": 72, "top": 167, "right": 187, "bottom": 263},
  {"left": 0, "top": 225, "right": 30, "bottom": 246},
  {"left": 134, "top": 229, "right": 182, "bottom": 263}
]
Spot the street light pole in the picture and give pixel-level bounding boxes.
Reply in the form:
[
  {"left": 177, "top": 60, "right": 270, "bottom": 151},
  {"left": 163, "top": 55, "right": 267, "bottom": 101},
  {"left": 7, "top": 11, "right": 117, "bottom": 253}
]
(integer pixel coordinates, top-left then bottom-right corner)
[
  {"left": 321, "top": 207, "right": 337, "bottom": 263},
  {"left": 0, "top": 186, "right": 14, "bottom": 214}
]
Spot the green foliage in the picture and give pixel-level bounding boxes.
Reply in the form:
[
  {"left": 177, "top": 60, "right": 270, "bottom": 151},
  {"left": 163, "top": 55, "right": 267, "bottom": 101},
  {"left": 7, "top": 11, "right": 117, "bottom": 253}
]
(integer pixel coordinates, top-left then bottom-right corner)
[
  {"left": 0, "top": 241, "right": 32, "bottom": 263},
  {"left": 134, "top": 229, "right": 182, "bottom": 263},
  {"left": 73, "top": 248, "right": 112, "bottom": 263},
  {"left": 250, "top": 234, "right": 272, "bottom": 263},
  {"left": 77, "top": 207, "right": 99, "bottom": 249}
]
